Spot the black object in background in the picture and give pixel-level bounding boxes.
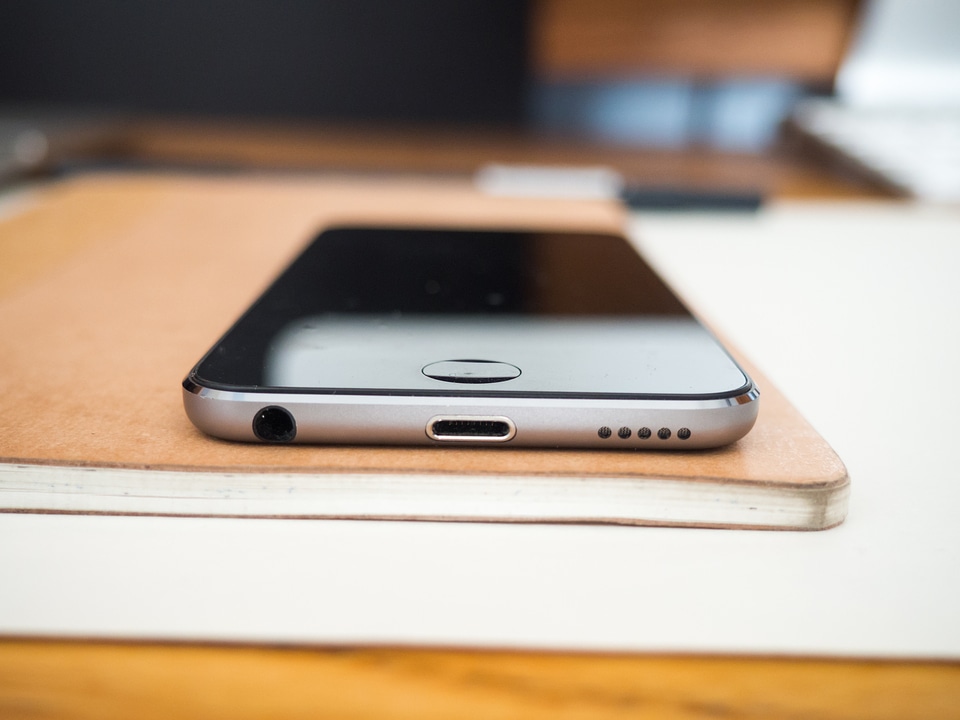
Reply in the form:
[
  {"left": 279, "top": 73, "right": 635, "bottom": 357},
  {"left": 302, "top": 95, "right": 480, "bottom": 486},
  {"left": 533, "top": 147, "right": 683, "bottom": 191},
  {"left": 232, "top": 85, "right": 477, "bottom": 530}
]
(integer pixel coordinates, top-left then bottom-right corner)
[
  {"left": 0, "top": 0, "right": 528, "bottom": 125},
  {"left": 621, "top": 187, "right": 763, "bottom": 212}
]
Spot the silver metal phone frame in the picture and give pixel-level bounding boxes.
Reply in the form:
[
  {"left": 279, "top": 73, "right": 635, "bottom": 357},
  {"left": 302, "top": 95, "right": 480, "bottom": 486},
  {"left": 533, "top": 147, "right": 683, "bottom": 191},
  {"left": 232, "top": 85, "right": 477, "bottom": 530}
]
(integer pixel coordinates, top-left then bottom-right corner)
[{"left": 183, "top": 378, "right": 759, "bottom": 449}]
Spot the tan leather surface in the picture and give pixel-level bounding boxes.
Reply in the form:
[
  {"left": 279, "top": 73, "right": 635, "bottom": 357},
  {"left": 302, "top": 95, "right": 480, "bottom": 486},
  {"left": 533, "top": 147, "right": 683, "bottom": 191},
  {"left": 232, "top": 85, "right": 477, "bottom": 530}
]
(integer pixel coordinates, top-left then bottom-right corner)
[{"left": 0, "top": 174, "right": 847, "bottom": 490}]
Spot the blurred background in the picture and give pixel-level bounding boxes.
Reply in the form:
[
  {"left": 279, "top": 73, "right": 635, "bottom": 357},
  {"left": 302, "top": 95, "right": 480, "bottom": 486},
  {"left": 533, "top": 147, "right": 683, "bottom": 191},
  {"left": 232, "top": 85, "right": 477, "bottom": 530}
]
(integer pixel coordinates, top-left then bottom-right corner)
[{"left": 1, "top": 0, "right": 957, "bottom": 200}]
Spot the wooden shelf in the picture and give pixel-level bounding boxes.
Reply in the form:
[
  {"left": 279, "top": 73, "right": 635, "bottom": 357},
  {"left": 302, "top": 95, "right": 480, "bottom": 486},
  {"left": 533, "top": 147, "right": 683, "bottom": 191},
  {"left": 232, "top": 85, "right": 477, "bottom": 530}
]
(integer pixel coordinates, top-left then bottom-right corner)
[{"left": 86, "top": 118, "right": 893, "bottom": 201}]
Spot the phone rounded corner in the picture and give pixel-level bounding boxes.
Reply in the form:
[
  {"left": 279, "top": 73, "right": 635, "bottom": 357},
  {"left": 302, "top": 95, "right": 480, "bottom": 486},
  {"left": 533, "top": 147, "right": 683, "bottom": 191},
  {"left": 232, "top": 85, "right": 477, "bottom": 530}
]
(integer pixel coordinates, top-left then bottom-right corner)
[
  {"left": 181, "top": 377, "right": 240, "bottom": 442},
  {"left": 181, "top": 372, "right": 203, "bottom": 395},
  {"left": 730, "top": 383, "right": 762, "bottom": 443}
]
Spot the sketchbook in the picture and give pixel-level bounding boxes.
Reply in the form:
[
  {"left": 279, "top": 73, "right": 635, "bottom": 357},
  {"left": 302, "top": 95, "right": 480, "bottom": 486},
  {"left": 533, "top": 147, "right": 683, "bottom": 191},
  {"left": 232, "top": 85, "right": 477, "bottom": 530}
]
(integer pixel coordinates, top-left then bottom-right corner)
[{"left": 0, "top": 173, "right": 848, "bottom": 530}]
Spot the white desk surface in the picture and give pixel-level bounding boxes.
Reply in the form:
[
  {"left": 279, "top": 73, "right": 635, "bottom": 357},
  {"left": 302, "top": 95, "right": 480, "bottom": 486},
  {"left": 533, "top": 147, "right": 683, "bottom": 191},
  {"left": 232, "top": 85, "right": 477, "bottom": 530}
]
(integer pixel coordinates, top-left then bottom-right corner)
[{"left": 2, "top": 199, "right": 958, "bottom": 659}]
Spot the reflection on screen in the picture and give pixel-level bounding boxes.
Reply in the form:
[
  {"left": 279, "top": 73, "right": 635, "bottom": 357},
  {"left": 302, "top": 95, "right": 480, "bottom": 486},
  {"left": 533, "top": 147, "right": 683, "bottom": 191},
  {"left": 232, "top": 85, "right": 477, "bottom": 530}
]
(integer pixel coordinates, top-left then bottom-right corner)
[{"left": 196, "top": 228, "right": 748, "bottom": 398}]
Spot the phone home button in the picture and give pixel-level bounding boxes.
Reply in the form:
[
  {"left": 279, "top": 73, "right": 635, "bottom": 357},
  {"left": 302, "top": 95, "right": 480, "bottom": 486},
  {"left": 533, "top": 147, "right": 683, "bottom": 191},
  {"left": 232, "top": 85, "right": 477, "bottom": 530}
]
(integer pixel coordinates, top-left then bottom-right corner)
[{"left": 422, "top": 360, "right": 521, "bottom": 384}]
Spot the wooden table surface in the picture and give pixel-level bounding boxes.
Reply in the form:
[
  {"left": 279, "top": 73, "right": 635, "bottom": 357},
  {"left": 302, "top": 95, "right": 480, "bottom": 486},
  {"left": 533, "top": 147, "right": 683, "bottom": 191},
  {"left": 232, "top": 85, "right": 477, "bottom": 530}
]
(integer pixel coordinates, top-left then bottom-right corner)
[
  {"left": 2, "top": 640, "right": 958, "bottom": 719},
  {"left": 4, "top": 124, "right": 955, "bottom": 719}
]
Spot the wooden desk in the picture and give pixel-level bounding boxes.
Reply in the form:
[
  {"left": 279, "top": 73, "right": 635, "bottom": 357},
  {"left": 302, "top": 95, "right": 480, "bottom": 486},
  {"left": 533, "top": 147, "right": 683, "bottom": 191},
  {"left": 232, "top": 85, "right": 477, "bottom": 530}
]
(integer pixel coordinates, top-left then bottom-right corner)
[
  {"left": 1, "top": 133, "right": 952, "bottom": 719},
  {"left": 2, "top": 641, "right": 958, "bottom": 719}
]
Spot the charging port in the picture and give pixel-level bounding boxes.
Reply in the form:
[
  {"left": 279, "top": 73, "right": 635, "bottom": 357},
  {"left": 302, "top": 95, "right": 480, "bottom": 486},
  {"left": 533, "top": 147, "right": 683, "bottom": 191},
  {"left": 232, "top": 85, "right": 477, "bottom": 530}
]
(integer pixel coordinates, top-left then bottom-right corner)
[{"left": 427, "top": 416, "right": 516, "bottom": 443}]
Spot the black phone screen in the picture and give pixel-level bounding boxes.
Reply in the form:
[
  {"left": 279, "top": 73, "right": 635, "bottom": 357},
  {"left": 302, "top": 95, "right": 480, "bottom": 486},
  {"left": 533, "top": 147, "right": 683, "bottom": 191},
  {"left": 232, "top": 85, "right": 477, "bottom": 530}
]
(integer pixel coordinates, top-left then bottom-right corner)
[{"left": 192, "top": 228, "right": 749, "bottom": 399}]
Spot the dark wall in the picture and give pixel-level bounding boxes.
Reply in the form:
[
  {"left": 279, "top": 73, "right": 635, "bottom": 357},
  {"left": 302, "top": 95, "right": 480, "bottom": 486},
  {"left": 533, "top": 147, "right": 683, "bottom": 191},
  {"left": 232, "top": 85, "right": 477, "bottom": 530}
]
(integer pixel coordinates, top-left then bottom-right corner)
[{"left": 0, "top": 0, "right": 529, "bottom": 125}]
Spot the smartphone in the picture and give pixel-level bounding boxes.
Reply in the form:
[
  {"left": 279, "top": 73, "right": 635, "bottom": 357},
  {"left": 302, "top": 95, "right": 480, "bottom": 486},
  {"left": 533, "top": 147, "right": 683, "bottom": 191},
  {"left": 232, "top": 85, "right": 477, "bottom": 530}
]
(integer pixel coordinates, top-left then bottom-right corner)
[{"left": 183, "top": 226, "right": 758, "bottom": 449}]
